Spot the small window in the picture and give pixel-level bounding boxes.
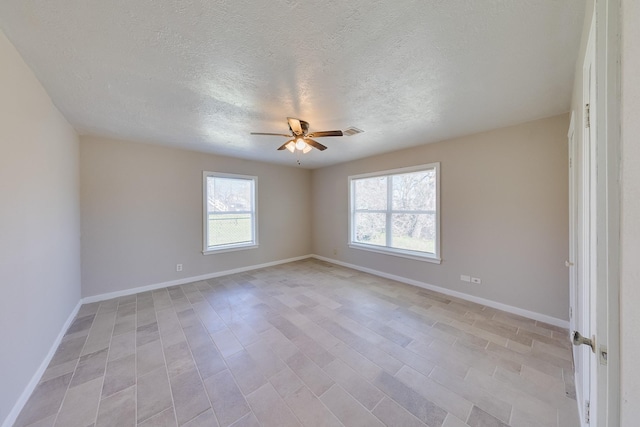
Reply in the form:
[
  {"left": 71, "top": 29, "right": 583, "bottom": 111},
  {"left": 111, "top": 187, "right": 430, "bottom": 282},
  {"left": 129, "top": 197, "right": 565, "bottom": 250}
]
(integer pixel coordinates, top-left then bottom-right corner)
[
  {"left": 349, "top": 163, "right": 440, "bottom": 263},
  {"left": 203, "top": 172, "right": 257, "bottom": 254}
]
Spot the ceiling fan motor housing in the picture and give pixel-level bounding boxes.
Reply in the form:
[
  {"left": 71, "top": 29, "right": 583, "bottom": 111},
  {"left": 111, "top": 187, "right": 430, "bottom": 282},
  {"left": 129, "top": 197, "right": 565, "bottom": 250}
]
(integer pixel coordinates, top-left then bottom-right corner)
[{"left": 289, "top": 119, "right": 310, "bottom": 136}]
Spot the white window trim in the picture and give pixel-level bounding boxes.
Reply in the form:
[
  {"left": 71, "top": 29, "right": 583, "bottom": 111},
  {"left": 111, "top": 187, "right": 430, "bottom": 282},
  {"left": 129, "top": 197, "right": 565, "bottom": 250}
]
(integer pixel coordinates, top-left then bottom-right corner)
[
  {"left": 202, "top": 171, "right": 258, "bottom": 255},
  {"left": 348, "top": 163, "right": 441, "bottom": 264}
]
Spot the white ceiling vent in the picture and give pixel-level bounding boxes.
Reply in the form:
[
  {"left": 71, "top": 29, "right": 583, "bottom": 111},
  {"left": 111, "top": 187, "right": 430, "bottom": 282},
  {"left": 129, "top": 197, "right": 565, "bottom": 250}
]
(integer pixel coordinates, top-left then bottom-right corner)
[{"left": 343, "top": 127, "right": 364, "bottom": 136}]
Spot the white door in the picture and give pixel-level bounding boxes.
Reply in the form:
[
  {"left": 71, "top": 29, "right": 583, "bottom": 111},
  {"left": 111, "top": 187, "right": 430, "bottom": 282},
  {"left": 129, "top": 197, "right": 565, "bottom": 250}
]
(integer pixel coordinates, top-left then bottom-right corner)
[{"left": 572, "top": 15, "right": 598, "bottom": 426}]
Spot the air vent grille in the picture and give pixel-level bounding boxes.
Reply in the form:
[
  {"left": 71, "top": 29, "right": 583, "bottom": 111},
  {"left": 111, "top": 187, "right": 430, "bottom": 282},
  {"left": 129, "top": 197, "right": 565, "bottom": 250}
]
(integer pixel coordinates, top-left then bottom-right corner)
[{"left": 343, "top": 127, "right": 364, "bottom": 136}]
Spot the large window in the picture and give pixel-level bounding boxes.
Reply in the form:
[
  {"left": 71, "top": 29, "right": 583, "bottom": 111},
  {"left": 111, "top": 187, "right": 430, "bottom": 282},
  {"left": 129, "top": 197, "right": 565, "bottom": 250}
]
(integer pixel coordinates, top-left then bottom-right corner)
[
  {"left": 203, "top": 172, "right": 257, "bottom": 254},
  {"left": 349, "top": 163, "right": 440, "bottom": 262}
]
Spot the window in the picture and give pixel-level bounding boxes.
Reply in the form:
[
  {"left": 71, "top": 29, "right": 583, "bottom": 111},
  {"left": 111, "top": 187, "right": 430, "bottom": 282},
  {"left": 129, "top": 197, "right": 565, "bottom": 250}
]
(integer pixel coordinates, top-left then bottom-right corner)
[
  {"left": 203, "top": 172, "right": 257, "bottom": 254},
  {"left": 349, "top": 163, "right": 440, "bottom": 262}
]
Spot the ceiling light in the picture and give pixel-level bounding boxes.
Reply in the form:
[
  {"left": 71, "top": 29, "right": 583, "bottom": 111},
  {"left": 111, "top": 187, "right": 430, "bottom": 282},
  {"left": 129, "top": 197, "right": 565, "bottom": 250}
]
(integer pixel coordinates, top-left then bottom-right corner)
[
  {"left": 285, "top": 141, "right": 295, "bottom": 153},
  {"left": 295, "top": 138, "right": 306, "bottom": 150},
  {"left": 302, "top": 144, "right": 312, "bottom": 154}
]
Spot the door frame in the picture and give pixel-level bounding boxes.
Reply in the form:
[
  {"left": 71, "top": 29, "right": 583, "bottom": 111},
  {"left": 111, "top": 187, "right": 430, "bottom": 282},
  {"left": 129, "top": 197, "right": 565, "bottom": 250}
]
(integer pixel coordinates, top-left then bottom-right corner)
[
  {"left": 568, "top": 111, "right": 576, "bottom": 338},
  {"left": 572, "top": 1, "right": 622, "bottom": 425},
  {"left": 594, "top": 0, "right": 621, "bottom": 425},
  {"left": 574, "top": 17, "right": 598, "bottom": 424},
  {"left": 585, "top": 16, "right": 599, "bottom": 424},
  {"left": 571, "top": 10, "right": 599, "bottom": 425}
]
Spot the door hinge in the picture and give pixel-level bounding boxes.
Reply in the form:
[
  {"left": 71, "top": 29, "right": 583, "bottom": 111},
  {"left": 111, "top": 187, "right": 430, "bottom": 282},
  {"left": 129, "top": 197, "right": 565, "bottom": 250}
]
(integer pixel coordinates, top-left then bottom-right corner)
[
  {"left": 585, "top": 400, "right": 591, "bottom": 424},
  {"left": 585, "top": 103, "right": 591, "bottom": 128}
]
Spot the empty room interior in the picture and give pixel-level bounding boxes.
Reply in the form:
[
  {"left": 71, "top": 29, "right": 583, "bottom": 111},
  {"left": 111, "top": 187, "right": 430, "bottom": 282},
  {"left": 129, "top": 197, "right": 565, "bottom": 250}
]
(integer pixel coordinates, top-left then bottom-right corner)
[{"left": 1, "top": 1, "right": 638, "bottom": 427}]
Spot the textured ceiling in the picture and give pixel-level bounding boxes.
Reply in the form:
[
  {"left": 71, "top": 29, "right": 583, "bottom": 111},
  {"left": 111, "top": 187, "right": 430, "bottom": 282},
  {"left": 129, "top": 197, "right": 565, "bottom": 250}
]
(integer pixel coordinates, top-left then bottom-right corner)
[{"left": 0, "top": 0, "right": 585, "bottom": 168}]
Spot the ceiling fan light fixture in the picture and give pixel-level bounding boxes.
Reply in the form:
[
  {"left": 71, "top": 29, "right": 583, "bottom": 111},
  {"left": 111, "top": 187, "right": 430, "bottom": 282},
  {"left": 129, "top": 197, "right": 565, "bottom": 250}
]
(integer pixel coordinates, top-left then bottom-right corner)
[
  {"left": 251, "top": 118, "right": 345, "bottom": 155},
  {"left": 285, "top": 141, "right": 295, "bottom": 153}
]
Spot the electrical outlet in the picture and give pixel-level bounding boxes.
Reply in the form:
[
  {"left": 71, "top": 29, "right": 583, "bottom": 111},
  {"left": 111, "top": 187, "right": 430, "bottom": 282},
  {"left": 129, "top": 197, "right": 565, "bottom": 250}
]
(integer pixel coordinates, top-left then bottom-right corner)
[
  {"left": 471, "top": 277, "right": 481, "bottom": 284},
  {"left": 333, "top": 248, "right": 338, "bottom": 256},
  {"left": 176, "top": 264, "right": 183, "bottom": 272},
  {"left": 460, "top": 275, "right": 471, "bottom": 282}
]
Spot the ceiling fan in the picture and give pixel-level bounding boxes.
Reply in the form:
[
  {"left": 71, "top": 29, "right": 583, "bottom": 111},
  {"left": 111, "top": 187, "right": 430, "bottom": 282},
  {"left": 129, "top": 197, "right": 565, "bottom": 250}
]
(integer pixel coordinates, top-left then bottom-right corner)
[{"left": 251, "top": 117, "right": 343, "bottom": 153}]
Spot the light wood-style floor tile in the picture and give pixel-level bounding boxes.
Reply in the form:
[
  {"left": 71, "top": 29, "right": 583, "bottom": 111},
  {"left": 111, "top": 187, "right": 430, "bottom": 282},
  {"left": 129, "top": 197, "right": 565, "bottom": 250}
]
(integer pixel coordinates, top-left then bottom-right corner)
[
  {"left": 15, "top": 259, "right": 578, "bottom": 427},
  {"left": 320, "top": 384, "right": 385, "bottom": 427},
  {"left": 245, "top": 383, "right": 300, "bottom": 427}
]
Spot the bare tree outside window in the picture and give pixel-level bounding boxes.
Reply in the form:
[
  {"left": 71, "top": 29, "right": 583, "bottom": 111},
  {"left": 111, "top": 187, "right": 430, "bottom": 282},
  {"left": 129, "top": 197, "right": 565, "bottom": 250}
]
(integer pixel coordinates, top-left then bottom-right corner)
[{"left": 350, "top": 164, "right": 440, "bottom": 261}]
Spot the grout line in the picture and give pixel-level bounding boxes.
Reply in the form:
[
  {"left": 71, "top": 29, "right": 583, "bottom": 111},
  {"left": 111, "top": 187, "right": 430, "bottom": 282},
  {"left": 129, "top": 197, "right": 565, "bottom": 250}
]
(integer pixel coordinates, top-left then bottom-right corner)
[
  {"left": 91, "top": 298, "right": 120, "bottom": 426},
  {"left": 165, "top": 287, "right": 220, "bottom": 426},
  {"left": 174, "top": 282, "right": 237, "bottom": 426},
  {"left": 507, "top": 404, "right": 515, "bottom": 425},
  {"left": 51, "top": 303, "right": 100, "bottom": 427},
  {"left": 151, "top": 292, "right": 180, "bottom": 427}
]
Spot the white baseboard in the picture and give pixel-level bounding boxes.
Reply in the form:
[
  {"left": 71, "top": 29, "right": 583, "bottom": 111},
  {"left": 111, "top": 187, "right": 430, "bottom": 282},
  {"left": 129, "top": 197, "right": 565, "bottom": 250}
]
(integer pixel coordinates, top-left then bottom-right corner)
[
  {"left": 311, "top": 254, "right": 569, "bottom": 329},
  {"left": 82, "top": 255, "right": 313, "bottom": 304},
  {"left": 84, "top": 253, "right": 567, "bottom": 328},
  {"left": 2, "top": 300, "right": 82, "bottom": 427}
]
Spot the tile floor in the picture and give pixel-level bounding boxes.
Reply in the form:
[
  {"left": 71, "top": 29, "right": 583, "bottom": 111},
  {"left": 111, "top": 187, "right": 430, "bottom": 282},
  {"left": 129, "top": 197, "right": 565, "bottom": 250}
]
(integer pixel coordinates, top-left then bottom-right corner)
[{"left": 14, "top": 259, "right": 579, "bottom": 427}]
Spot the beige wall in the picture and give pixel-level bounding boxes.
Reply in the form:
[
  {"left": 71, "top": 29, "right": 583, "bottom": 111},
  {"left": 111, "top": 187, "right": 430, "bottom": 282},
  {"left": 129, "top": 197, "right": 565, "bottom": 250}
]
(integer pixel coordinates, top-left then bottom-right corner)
[
  {"left": 0, "top": 30, "right": 81, "bottom": 424},
  {"left": 311, "top": 115, "right": 570, "bottom": 321},
  {"left": 620, "top": 0, "right": 639, "bottom": 423},
  {"left": 80, "top": 136, "right": 312, "bottom": 298}
]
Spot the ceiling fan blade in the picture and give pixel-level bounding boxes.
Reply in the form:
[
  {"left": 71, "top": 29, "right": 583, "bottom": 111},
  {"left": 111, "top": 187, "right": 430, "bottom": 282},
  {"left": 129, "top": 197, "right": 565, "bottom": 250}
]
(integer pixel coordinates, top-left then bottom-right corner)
[
  {"left": 277, "top": 140, "right": 295, "bottom": 151},
  {"left": 287, "top": 117, "right": 303, "bottom": 136},
  {"left": 305, "top": 138, "right": 328, "bottom": 151},
  {"left": 307, "top": 130, "right": 343, "bottom": 138},
  {"left": 251, "top": 132, "right": 292, "bottom": 137}
]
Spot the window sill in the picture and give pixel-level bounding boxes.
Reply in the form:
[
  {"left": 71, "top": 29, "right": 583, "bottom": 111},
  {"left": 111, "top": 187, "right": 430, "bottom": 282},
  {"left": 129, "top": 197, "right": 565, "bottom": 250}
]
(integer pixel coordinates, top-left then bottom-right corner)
[
  {"left": 348, "top": 243, "right": 441, "bottom": 264},
  {"left": 203, "top": 243, "right": 259, "bottom": 255}
]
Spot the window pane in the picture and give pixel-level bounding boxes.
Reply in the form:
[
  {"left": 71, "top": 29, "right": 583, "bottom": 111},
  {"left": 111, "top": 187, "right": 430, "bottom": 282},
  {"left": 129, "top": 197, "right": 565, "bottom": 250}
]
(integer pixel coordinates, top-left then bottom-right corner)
[
  {"left": 392, "top": 170, "right": 436, "bottom": 211},
  {"left": 354, "top": 176, "right": 387, "bottom": 210},
  {"left": 207, "top": 177, "right": 252, "bottom": 213},
  {"left": 349, "top": 163, "right": 440, "bottom": 260},
  {"left": 208, "top": 213, "right": 252, "bottom": 247},
  {"left": 205, "top": 175, "right": 255, "bottom": 250},
  {"left": 391, "top": 213, "right": 436, "bottom": 253},
  {"left": 354, "top": 212, "right": 386, "bottom": 246}
]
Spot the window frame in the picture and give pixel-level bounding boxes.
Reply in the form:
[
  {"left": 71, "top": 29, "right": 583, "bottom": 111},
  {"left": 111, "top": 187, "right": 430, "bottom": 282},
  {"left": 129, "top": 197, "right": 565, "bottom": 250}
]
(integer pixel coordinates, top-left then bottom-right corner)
[
  {"left": 202, "top": 171, "right": 258, "bottom": 255},
  {"left": 348, "top": 162, "right": 441, "bottom": 263}
]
